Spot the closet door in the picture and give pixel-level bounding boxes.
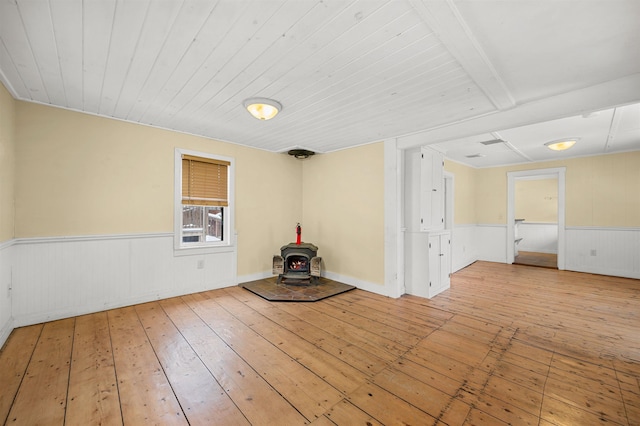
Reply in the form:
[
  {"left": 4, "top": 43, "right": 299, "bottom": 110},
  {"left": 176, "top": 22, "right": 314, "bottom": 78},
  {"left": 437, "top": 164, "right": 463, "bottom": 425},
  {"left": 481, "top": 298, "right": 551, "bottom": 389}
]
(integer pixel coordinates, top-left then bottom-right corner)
[
  {"left": 420, "top": 147, "right": 444, "bottom": 231},
  {"left": 428, "top": 233, "right": 451, "bottom": 297}
]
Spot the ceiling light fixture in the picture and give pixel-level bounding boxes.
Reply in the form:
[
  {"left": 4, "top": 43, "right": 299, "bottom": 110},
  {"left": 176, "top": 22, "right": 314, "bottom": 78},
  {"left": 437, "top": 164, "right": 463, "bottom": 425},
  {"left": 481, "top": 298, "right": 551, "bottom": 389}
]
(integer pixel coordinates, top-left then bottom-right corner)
[
  {"left": 544, "top": 139, "right": 577, "bottom": 151},
  {"left": 288, "top": 149, "right": 315, "bottom": 159},
  {"left": 243, "top": 97, "right": 282, "bottom": 120}
]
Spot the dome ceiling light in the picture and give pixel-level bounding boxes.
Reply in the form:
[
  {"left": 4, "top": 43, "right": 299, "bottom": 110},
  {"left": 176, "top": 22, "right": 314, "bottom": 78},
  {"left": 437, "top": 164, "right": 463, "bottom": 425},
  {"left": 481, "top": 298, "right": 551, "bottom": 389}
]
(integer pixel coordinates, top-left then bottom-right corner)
[
  {"left": 243, "top": 97, "right": 282, "bottom": 120},
  {"left": 544, "top": 139, "right": 578, "bottom": 151}
]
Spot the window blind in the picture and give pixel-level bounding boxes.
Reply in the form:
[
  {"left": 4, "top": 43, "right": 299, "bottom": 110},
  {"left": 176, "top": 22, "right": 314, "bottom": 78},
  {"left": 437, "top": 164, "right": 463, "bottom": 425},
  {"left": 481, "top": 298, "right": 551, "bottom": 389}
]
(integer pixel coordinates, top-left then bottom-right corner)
[{"left": 182, "top": 155, "right": 230, "bottom": 206}]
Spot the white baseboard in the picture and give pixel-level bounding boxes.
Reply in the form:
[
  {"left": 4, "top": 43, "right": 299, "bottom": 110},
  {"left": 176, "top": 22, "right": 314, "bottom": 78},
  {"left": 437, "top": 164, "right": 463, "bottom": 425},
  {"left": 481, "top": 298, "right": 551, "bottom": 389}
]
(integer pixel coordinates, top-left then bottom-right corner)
[
  {"left": 0, "top": 316, "right": 13, "bottom": 350},
  {"left": 237, "top": 271, "right": 273, "bottom": 284},
  {"left": 323, "top": 271, "right": 389, "bottom": 297}
]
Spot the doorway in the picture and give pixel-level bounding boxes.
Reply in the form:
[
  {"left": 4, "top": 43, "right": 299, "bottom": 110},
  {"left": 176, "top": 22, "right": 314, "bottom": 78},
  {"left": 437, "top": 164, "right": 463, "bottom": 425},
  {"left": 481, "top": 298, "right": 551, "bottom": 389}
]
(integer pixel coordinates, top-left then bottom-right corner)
[{"left": 507, "top": 168, "right": 566, "bottom": 270}]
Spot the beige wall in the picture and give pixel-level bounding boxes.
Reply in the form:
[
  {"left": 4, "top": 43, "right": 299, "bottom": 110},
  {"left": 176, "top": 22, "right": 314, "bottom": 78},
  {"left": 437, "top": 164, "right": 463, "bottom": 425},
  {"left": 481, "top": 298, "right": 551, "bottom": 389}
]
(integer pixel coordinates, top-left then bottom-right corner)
[
  {"left": 0, "top": 83, "right": 15, "bottom": 243},
  {"left": 515, "top": 179, "right": 558, "bottom": 222},
  {"left": 14, "top": 102, "right": 302, "bottom": 276},
  {"left": 458, "top": 153, "right": 640, "bottom": 227},
  {"left": 566, "top": 153, "right": 640, "bottom": 227},
  {"left": 444, "top": 160, "right": 476, "bottom": 225},
  {"left": 302, "top": 143, "right": 385, "bottom": 286}
]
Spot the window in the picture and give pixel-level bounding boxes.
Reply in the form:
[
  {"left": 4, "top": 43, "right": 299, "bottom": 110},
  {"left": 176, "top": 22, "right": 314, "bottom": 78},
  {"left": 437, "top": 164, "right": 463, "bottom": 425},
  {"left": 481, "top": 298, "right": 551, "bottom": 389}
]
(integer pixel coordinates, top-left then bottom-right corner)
[{"left": 175, "top": 149, "right": 233, "bottom": 250}]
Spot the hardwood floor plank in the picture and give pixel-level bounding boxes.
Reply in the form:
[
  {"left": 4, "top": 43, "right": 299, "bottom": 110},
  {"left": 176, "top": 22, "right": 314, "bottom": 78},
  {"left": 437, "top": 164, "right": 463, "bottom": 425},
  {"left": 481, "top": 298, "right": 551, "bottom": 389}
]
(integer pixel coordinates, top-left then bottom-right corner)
[
  {"left": 135, "top": 301, "right": 250, "bottom": 426},
  {"left": 235, "top": 290, "right": 391, "bottom": 375},
  {"left": 0, "top": 324, "right": 42, "bottom": 424},
  {"left": 370, "top": 366, "right": 463, "bottom": 421},
  {"left": 160, "top": 296, "right": 308, "bottom": 425},
  {"left": 323, "top": 297, "right": 436, "bottom": 338},
  {"left": 186, "top": 292, "right": 343, "bottom": 422},
  {"left": 404, "top": 345, "right": 474, "bottom": 386},
  {"left": 540, "top": 394, "right": 620, "bottom": 425},
  {"left": 544, "top": 375, "right": 627, "bottom": 424},
  {"left": 273, "top": 302, "right": 410, "bottom": 361},
  {"left": 458, "top": 388, "right": 539, "bottom": 425},
  {"left": 346, "top": 381, "right": 438, "bottom": 425},
  {"left": 309, "top": 299, "right": 424, "bottom": 347},
  {"left": 323, "top": 399, "right": 384, "bottom": 426},
  {"left": 1, "top": 262, "right": 638, "bottom": 425},
  {"left": 108, "top": 307, "right": 187, "bottom": 425},
  {"left": 479, "top": 375, "right": 543, "bottom": 418},
  {"left": 6, "top": 319, "right": 74, "bottom": 425},
  {"left": 417, "top": 329, "right": 492, "bottom": 368},
  {"left": 218, "top": 288, "right": 368, "bottom": 395},
  {"left": 480, "top": 351, "right": 548, "bottom": 394},
  {"left": 65, "top": 312, "right": 121, "bottom": 426},
  {"left": 390, "top": 357, "right": 462, "bottom": 396}
]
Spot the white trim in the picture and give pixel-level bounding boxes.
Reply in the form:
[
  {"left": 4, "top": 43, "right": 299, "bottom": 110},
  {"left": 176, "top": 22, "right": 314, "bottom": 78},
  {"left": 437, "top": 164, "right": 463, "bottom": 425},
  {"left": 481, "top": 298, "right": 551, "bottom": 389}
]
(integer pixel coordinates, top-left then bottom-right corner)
[
  {"left": 174, "top": 148, "right": 235, "bottom": 252},
  {"left": 14, "top": 232, "right": 171, "bottom": 244},
  {"left": 0, "top": 317, "right": 13, "bottom": 350},
  {"left": 323, "top": 271, "right": 388, "bottom": 297},
  {"left": 384, "top": 139, "right": 404, "bottom": 298},
  {"left": 444, "top": 171, "right": 454, "bottom": 231},
  {"left": 237, "top": 271, "right": 273, "bottom": 284},
  {"left": 0, "top": 239, "right": 16, "bottom": 251},
  {"left": 566, "top": 226, "right": 640, "bottom": 231},
  {"left": 507, "top": 168, "right": 566, "bottom": 269}
]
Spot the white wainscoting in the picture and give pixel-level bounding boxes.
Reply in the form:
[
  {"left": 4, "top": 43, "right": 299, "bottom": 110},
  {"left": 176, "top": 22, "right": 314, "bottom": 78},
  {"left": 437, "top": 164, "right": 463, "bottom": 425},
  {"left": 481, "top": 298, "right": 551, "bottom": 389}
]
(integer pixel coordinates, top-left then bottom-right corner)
[
  {"left": 450, "top": 225, "right": 478, "bottom": 273},
  {"left": 11, "top": 233, "right": 237, "bottom": 327},
  {"left": 517, "top": 222, "right": 558, "bottom": 254},
  {"left": 565, "top": 227, "right": 640, "bottom": 279},
  {"left": 475, "top": 224, "right": 508, "bottom": 264},
  {"left": 0, "top": 240, "right": 14, "bottom": 349}
]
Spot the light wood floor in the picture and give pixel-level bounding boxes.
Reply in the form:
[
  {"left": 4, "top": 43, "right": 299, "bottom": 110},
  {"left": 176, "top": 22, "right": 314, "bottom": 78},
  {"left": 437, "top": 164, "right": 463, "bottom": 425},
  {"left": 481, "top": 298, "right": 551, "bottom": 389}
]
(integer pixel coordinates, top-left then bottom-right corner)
[{"left": 1, "top": 261, "right": 639, "bottom": 425}]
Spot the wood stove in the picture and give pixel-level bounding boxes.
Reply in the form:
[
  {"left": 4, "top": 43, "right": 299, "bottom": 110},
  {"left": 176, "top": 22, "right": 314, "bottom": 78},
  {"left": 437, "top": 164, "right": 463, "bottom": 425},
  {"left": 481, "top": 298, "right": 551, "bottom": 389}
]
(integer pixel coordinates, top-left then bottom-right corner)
[{"left": 273, "top": 242, "right": 321, "bottom": 284}]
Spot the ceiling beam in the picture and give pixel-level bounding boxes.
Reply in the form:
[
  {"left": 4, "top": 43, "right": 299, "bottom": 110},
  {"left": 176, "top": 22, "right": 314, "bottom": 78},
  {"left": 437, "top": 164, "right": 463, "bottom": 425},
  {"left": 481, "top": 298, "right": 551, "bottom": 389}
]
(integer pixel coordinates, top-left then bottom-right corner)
[
  {"left": 397, "top": 73, "right": 640, "bottom": 150},
  {"left": 408, "top": 0, "right": 516, "bottom": 111}
]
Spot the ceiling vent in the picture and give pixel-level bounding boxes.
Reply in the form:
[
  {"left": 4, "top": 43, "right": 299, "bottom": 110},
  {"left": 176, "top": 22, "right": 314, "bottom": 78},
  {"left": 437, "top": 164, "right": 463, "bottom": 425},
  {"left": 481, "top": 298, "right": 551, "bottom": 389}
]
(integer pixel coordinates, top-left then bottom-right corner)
[
  {"left": 465, "top": 154, "right": 485, "bottom": 158},
  {"left": 479, "top": 139, "right": 505, "bottom": 145}
]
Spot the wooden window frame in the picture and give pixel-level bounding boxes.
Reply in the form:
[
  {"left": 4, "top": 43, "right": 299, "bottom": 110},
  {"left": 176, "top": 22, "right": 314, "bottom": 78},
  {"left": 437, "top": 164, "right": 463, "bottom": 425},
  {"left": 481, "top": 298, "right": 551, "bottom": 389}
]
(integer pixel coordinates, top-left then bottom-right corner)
[{"left": 174, "top": 148, "right": 234, "bottom": 253}]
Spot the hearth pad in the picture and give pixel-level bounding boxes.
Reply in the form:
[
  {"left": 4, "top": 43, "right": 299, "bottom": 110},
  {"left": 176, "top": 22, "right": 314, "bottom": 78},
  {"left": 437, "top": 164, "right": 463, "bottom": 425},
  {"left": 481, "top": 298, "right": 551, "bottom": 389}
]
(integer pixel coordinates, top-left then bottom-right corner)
[{"left": 239, "top": 277, "right": 355, "bottom": 302}]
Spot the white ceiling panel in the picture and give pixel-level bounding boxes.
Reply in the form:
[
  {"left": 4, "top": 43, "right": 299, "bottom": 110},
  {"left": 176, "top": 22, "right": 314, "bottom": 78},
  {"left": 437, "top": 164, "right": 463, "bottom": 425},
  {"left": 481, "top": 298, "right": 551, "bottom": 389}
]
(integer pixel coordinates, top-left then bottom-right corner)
[{"left": 0, "top": 0, "right": 638, "bottom": 166}]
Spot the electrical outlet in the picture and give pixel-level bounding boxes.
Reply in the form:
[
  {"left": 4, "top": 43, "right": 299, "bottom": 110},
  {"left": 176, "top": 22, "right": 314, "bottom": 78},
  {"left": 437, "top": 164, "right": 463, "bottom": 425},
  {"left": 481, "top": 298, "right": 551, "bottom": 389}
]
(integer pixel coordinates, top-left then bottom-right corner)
[
  {"left": 197, "top": 259, "right": 205, "bottom": 269},
  {"left": 590, "top": 249, "right": 597, "bottom": 256}
]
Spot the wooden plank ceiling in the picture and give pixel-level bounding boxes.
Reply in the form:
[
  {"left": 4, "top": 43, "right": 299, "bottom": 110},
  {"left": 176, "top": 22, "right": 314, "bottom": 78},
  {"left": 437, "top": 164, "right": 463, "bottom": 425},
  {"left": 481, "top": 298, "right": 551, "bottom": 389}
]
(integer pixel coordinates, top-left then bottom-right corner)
[{"left": 0, "top": 0, "right": 639, "bottom": 165}]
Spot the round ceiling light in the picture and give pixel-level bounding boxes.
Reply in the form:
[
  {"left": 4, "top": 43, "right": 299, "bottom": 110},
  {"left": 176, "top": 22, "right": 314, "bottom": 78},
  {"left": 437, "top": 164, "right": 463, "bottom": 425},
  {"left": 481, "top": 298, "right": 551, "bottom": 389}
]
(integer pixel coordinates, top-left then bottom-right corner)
[
  {"left": 544, "top": 139, "right": 578, "bottom": 151},
  {"left": 243, "top": 97, "right": 282, "bottom": 120}
]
